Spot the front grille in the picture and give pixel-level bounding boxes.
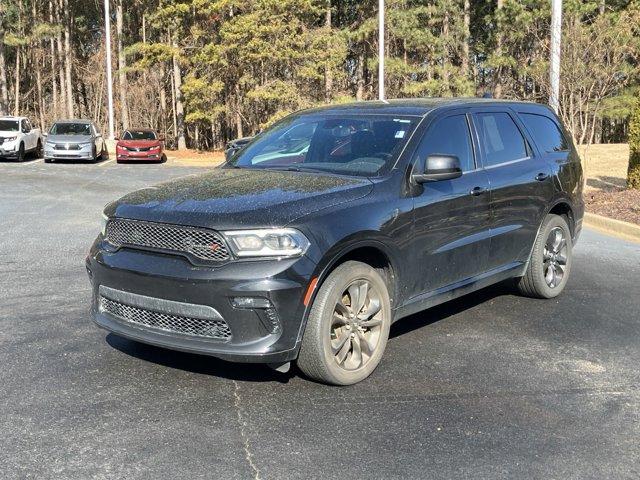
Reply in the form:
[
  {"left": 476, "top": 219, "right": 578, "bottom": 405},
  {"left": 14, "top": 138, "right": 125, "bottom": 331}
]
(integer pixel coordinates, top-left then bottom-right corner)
[
  {"left": 105, "top": 218, "right": 230, "bottom": 262},
  {"left": 54, "top": 143, "right": 81, "bottom": 150},
  {"left": 125, "top": 146, "right": 151, "bottom": 152},
  {"left": 100, "top": 296, "right": 232, "bottom": 339}
]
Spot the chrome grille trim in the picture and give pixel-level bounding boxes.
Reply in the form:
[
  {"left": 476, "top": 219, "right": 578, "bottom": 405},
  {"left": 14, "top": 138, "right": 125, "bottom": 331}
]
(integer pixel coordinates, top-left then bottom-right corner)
[
  {"left": 105, "top": 218, "right": 230, "bottom": 262},
  {"left": 99, "top": 293, "right": 231, "bottom": 340}
]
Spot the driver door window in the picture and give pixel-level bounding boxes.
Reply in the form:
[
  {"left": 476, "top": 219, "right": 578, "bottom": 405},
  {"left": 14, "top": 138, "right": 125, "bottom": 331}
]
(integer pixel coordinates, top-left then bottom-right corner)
[{"left": 413, "top": 115, "right": 475, "bottom": 172}]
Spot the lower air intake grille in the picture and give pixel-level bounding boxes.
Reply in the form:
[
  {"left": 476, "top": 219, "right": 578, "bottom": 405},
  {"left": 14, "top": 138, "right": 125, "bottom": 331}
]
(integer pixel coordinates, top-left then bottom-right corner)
[
  {"left": 105, "top": 218, "right": 230, "bottom": 262},
  {"left": 100, "top": 296, "right": 232, "bottom": 340}
]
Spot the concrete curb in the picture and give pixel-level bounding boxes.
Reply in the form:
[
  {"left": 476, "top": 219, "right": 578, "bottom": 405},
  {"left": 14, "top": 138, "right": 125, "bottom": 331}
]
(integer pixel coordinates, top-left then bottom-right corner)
[{"left": 584, "top": 212, "right": 640, "bottom": 243}]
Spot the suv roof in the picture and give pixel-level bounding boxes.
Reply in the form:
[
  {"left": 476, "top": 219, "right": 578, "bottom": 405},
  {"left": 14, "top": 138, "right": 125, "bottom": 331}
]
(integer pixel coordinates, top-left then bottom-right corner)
[
  {"left": 0, "top": 116, "right": 27, "bottom": 121},
  {"left": 52, "top": 119, "right": 93, "bottom": 124},
  {"left": 302, "top": 98, "right": 552, "bottom": 117}
]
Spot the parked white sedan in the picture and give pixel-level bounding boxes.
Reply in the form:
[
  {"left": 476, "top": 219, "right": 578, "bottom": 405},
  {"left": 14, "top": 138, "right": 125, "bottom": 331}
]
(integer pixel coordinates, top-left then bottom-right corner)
[{"left": 0, "top": 116, "right": 43, "bottom": 162}]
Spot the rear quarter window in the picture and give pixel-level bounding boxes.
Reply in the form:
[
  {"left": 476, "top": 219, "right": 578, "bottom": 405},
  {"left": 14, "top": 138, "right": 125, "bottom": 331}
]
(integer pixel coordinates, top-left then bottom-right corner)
[{"left": 519, "top": 113, "right": 568, "bottom": 153}]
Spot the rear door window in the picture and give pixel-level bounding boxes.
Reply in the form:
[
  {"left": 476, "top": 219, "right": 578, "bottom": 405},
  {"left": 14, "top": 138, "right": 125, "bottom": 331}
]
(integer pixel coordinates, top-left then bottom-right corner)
[
  {"left": 474, "top": 112, "right": 528, "bottom": 167},
  {"left": 519, "top": 113, "right": 568, "bottom": 153}
]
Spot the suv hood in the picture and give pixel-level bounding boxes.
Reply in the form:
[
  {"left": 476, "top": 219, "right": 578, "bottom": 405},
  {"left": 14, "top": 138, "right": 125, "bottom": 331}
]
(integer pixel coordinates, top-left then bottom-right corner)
[
  {"left": 47, "top": 134, "right": 93, "bottom": 143},
  {"left": 105, "top": 168, "right": 374, "bottom": 230}
]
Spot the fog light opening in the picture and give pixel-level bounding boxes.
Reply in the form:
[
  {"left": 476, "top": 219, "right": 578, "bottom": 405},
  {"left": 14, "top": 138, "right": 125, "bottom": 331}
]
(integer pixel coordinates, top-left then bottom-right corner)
[{"left": 231, "top": 297, "right": 272, "bottom": 309}]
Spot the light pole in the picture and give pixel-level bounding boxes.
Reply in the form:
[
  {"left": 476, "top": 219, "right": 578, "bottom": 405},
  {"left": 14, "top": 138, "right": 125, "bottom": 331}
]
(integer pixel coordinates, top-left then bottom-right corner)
[
  {"left": 378, "top": 0, "right": 385, "bottom": 101},
  {"left": 549, "top": 0, "right": 562, "bottom": 113},
  {"left": 104, "top": 0, "right": 115, "bottom": 139}
]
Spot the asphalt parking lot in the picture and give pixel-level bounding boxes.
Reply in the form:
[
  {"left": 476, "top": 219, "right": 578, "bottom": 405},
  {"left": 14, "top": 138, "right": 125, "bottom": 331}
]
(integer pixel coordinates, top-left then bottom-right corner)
[{"left": 1, "top": 156, "right": 639, "bottom": 479}]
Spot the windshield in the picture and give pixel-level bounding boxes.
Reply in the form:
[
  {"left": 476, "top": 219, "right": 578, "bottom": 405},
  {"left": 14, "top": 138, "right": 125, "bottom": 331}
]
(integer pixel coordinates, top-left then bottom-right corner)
[
  {"left": 0, "top": 120, "right": 19, "bottom": 132},
  {"left": 229, "top": 114, "right": 419, "bottom": 177},
  {"left": 123, "top": 130, "right": 156, "bottom": 140},
  {"left": 50, "top": 122, "right": 91, "bottom": 136}
]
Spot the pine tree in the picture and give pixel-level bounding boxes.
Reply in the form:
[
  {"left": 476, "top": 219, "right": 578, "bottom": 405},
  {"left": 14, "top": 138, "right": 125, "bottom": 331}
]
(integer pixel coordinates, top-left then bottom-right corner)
[{"left": 627, "top": 95, "right": 640, "bottom": 189}]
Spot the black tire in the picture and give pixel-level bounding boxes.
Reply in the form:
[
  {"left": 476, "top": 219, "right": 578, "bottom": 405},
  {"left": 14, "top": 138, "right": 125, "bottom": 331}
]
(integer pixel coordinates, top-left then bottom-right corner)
[
  {"left": 90, "top": 146, "right": 98, "bottom": 163},
  {"left": 34, "top": 140, "right": 42, "bottom": 159},
  {"left": 297, "top": 261, "right": 391, "bottom": 385},
  {"left": 99, "top": 141, "right": 107, "bottom": 161},
  {"left": 516, "top": 214, "right": 572, "bottom": 299},
  {"left": 17, "top": 143, "right": 25, "bottom": 162},
  {"left": 44, "top": 158, "right": 53, "bottom": 163}
]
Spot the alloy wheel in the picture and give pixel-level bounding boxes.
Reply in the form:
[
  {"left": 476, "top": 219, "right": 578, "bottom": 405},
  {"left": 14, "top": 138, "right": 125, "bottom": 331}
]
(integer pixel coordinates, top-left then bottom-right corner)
[
  {"left": 543, "top": 227, "right": 568, "bottom": 288},
  {"left": 330, "top": 279, "right": 384, "bottom": 371}
]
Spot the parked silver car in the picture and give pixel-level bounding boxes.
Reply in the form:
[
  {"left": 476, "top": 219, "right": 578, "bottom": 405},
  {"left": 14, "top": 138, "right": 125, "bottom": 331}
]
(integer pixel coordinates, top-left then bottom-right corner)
[{"left": 44, "top": 119, "right": 106, "bottom": 163}]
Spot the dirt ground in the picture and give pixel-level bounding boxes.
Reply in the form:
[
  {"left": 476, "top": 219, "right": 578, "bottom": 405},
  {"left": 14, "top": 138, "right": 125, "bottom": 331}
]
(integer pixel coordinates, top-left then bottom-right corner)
[
  {"left": 579, "top": 143, "right": 629, "bottom": 192},
  {"left": 165, "top": 149, "right": 226, "bottom": 167}
]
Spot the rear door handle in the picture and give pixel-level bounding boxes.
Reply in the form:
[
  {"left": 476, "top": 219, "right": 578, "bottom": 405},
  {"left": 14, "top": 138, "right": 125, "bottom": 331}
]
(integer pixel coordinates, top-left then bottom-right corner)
[
  {"left": 469, "top": 186, "right": 487, "bottom": 196},
  {"left": 535, "top": 173, "right": 549, "bottom": 181}
]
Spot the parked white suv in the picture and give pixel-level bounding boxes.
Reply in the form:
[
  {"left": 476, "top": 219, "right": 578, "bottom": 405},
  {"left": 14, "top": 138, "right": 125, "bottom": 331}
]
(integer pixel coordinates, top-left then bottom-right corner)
[{"left": 0, "top": 116, "right": 43, "bottom": 162}]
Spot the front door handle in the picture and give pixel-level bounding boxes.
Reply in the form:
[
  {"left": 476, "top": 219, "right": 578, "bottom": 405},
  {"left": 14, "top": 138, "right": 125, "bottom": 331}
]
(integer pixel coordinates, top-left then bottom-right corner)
[
  {"left": 469, "top": 186, "right": 487, "bottom": 196},
  {"left": 535, "top": 172, "right": 549, "bottom": 181}
]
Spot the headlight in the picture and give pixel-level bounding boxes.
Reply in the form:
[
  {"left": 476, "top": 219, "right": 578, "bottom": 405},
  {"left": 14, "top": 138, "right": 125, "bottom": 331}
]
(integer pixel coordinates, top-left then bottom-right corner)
[
  {"left": 4, "top": 136, "right": 17, "bottom": 142},
  {"left": 45, "top": 141, "right": 55, "bottom": 147},
  {"left": 81, "top": 142, "right": 93, "bottom": 149},
  {"left": 100, "top": 213, "right": 109, "bottom": 236},
  {"left": 222, "top": 228, "right": 310, "bottom": 258}
]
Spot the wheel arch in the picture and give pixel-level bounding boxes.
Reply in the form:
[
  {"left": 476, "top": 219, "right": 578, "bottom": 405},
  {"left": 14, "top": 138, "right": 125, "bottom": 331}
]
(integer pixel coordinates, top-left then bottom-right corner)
[{"left": 295, "top": 239, "right": 401, "bottom": 349}]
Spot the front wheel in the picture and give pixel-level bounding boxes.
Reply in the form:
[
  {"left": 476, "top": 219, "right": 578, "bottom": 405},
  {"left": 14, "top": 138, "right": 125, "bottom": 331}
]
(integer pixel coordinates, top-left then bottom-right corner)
[
  {"left": 297, "top": 261, "right": 391, "bottom": 385},
  {"left": 17, "top": 143, "right": 25, "bottom": 162},
  {"left": 34, "top": 140, "right": 42, "bottom": 159},
  {"left": 516, "top": 214, "right": 573, "bottom": 299}
]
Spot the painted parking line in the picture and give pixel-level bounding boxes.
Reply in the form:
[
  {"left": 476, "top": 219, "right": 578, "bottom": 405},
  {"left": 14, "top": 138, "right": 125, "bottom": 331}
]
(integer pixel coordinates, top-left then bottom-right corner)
[{"left": 99, "top": 158, "right": 115, "bottom": 167}]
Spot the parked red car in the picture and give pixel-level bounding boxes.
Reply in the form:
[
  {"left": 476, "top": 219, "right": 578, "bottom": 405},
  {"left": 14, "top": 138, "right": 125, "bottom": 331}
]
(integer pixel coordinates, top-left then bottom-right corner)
[{"left": 116, "top": 129, "right": 165, "bottom": 163}]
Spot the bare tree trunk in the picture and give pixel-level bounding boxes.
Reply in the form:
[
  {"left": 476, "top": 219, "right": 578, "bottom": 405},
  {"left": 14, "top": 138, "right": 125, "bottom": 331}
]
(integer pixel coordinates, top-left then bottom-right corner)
[
  {"left": 234, "top": 82, "right": 243, "bottom": 138},
  {"left": 494, "top": 0, "right": 504, "bottom": 98},
  {"left": 33, "top": 0, "right": 45, "bottom": 128},
  {"left": 116, "top": 0, "right": 129, "bottom": 130},
  {"left": 0, "top": 31, "right": 9, "bottom": 115},
  {"left": 159, "top": 66, "right": 167, "bottom": 136},
  {"left": 13, "top": 47, "right": 21, "bottom": 115},
  {"left": 442, "top": 7, "right": 450, "bottom": 93},
  {"left": 171, "top": 38, "right": 186, "bottom": 150},
  {"left": 49, "top": 0, "right": 58, "bottom": 118},
  {"left": 63, "top": 0, "right": 74, "bottom": 117},
  {"left": 324, "top": 1, "right": 332, "bottom": 103},
  {"left": 55, "top": 0, "right": 67, "bottom": 116},
  {"left": 356, "top": 50, "right": 365, "bottom": 101},
  {"left": 462, "top": 0, "right": 471, "bottom": 78}
]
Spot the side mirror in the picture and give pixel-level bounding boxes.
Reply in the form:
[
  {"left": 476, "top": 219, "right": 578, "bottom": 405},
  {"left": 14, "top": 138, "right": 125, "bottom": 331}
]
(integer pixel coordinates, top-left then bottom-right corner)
[{"left": 413, "top": 154, "right": 463, "bottom": 183}]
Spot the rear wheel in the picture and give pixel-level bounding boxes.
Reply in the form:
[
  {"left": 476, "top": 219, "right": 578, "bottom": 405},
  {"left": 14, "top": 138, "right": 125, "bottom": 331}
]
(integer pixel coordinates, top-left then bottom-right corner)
[
  {"left": 297, "top": 261, "right": 391, "bottom": 385},
  {"left": 516, "top": 214, "right": 572, "bottom": 299},
  {"left": 34, "top": 140, "right": 42, "bottom": 159}
]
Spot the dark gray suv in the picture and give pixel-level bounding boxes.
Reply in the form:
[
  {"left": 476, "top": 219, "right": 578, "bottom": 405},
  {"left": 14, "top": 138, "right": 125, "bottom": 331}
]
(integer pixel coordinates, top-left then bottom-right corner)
[{"left": 87, "top": 99, "right": 584, "bottom": 385}]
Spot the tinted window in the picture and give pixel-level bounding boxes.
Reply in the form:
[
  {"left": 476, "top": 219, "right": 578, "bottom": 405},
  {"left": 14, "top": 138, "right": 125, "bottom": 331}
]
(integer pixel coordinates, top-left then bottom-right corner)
[
  {"left": 123, "top": 130, "right": 157, "bottom": 140},
  {"left": 475, "top": 112, "right": 528, "bottom": 166},
  {"left": 520, "top": 113, "right": 568, "bottom": 153},
  {"left": 413, "top": 115, "right": 474, "bottom": 172},
  {"left": 49, "top": 122, "right": 91, "bottom": 136},
  {"left": 231, "top": 114, "right": 418, "bottom": 177},
  {"left": 0, "top": 120, "right": 19, "bottom": 131}
]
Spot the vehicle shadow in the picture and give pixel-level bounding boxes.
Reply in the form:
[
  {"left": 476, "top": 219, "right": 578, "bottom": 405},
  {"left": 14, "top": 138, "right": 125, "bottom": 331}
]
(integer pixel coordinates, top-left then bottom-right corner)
[
  {"left": 106, "top": 333, "right": 292, "bottom": 383},
  {"left": 390, "top": 281, "right": 514, "bottom": 339},
  {"left": 586, "top": 175, "right": 626, "bottom": 191},
  {"left": 106, "top": 281, "right": 515, "bottom": 384},
  {"left": 49, "top": 155, "right": 111, "bottom": 165}
]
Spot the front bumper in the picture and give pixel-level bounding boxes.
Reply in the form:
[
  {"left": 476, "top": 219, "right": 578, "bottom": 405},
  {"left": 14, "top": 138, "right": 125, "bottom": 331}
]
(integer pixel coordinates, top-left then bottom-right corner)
[
  {"left": 0, "top": 143, "right": 18, "bottom": 158},
  {"left": 45, "top": 145, "right": 93, "bottom": 160},
  {"left": 117, "top": 152, "right": 161, "bottom": 161},
  {"left": 86, "top": 238, "right": 316, "bottom": 363}
]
